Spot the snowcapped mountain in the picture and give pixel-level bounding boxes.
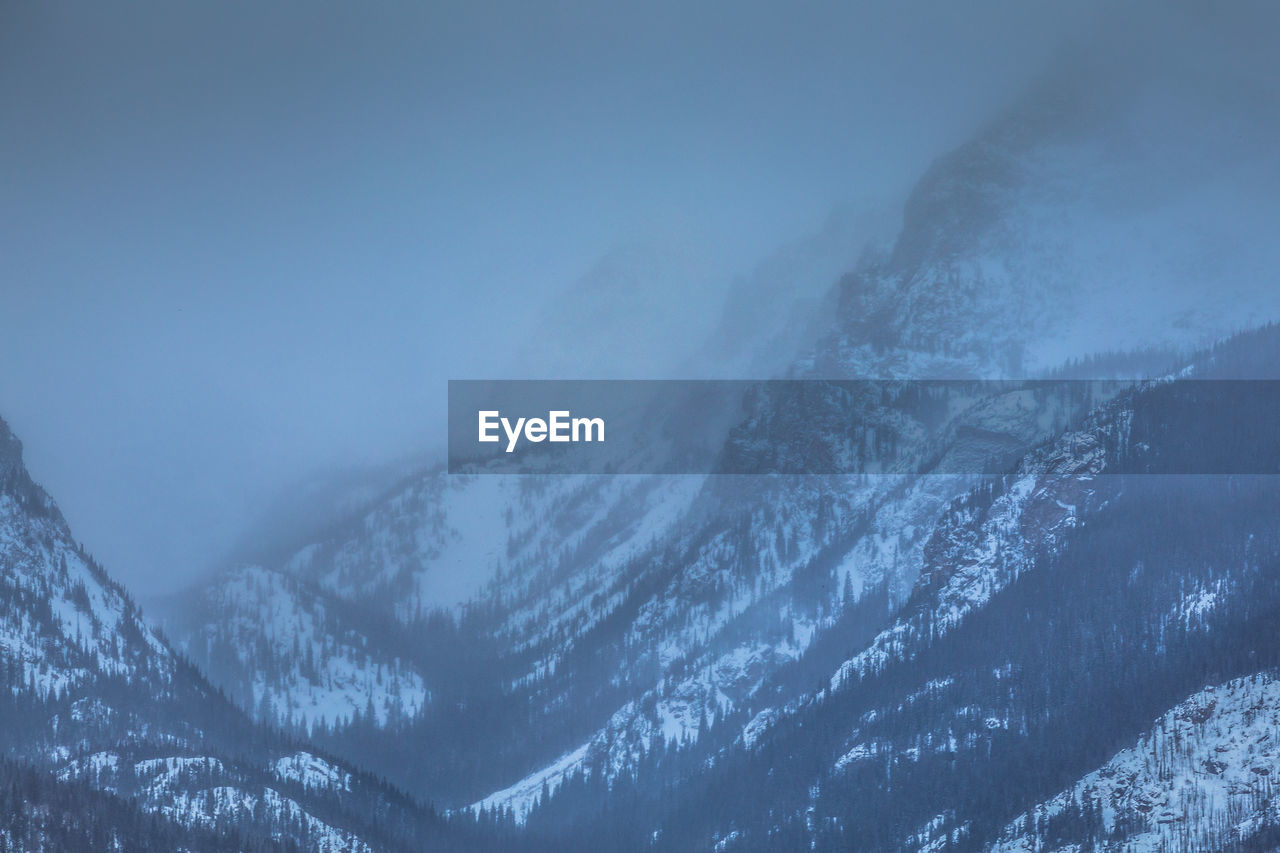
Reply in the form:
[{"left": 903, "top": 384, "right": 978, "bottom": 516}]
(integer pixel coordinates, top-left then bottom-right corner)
[
  {"left": 0, "top": 421, "right": 174, "bottom": 702},
  {"left": 160, "top": 465, "right": 716, "bottom": 803},
  {"left": 0, "top": 415, "right": 475, "bottom": 852},
  {"left": 154, "top": 27, "right": 1280, "bottom": 852},
  {"left": 824, "top": 48, "right": 1280, "bottom": 380}
]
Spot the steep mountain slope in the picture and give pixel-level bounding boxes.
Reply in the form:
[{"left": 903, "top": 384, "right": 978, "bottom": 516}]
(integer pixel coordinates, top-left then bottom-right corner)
[
  {"left": 826, "top": 49, "right": 1280, "bottom": 379},
  {"left": 518, "top": 326, "right": 1280, "bottom": 852},
  {"left": 166, "top": 562, "right": 428, "bottom": 731},
  {"left": 991, "top": 673, "right": 1280, "bottom": 852},
  {"left": 0, "top": 415, "right": 477, "bottom": 852},
  {"left": 164, "top": 468, "right": 715, "bottom": 803}
]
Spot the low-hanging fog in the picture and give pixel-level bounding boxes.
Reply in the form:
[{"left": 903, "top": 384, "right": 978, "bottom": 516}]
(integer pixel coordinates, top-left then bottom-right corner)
[{"left": 3, "top": 0, "right": 1259, "bottom": 594}]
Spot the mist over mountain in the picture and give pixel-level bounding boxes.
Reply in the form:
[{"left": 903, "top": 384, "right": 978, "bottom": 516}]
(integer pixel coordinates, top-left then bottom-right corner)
[
  {"left": 0, "top": 0, "right": 1108, "bottom": 595},
  {"left": 5, "top": 1, "right": 1280, "bottom": 851},
  {"left": 152, "top": 11, "right": 1280, "bottom": 851},
  {"left": 510, "top": 237, "right": 726, "bottom": 380}
]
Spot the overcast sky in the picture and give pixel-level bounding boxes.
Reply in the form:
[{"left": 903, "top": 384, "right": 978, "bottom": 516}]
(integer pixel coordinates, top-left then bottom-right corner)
[{"left": 0, "top": 0, "right": 1113, "bottom": 593}]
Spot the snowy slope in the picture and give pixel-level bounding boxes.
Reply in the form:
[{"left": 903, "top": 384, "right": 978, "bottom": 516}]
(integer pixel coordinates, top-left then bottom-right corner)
[
  {"left": 826, "top": 50, "right": 1280, "bottom": 380},
  {"left": 168, "top": 563, "right": 428, "bottom": 731},
  {"left": 0, "top": 415, "right": 445, "bottom": 852},
  {"left": 638, "top": 326, "right": 1280, "bottom": 853},
  {"left": 0, "top": 423, "right": 173, "bottom": 699},
  {"left": 473, "top": 387, "right": 1106, "bottom": 819},
  {"left": 991, "top": 673, "right": 1280, "bottom": 852},
  {"left": 467, "top": 47, "right": 1280, "bottom": 833}
]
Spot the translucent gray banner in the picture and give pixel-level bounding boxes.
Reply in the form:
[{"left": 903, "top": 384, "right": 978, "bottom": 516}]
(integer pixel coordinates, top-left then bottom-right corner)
[{"left": 447, "top": 379, "right": 1280, "bottom": 475}]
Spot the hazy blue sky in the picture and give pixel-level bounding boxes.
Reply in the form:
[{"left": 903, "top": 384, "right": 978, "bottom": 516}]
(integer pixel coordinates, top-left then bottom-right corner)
[{"left": 0, "top": 1, "right": 1108, "bottom": 592}]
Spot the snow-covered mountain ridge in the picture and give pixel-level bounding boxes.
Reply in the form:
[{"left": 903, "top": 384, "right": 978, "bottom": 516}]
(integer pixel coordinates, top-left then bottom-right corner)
[
  {"left": 0, "top": 415, "right": 470, "bottom": 852},
  {"left": 626, "top": 326, "right": 1280, "bottom": 852}
]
